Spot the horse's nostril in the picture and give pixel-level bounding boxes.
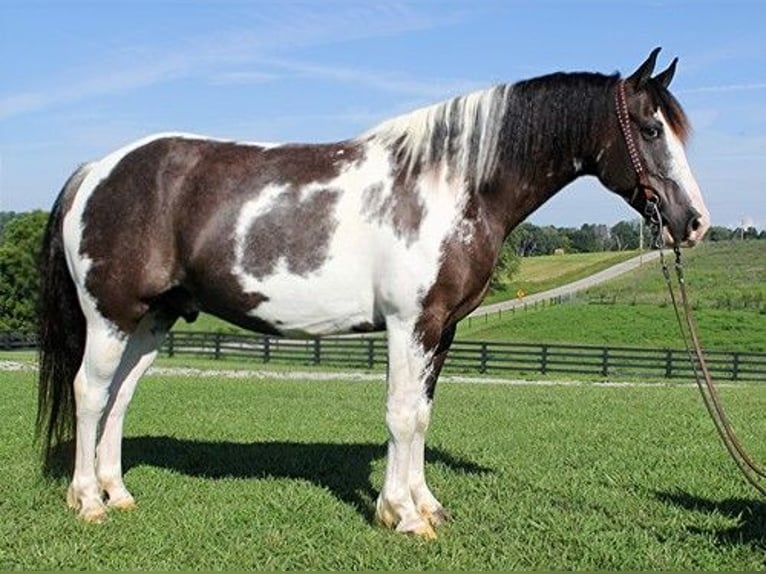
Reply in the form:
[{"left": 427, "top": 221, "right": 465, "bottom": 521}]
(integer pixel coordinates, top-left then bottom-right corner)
[{"left": 690, "top": 218, "right": 701, "bottom": 232}]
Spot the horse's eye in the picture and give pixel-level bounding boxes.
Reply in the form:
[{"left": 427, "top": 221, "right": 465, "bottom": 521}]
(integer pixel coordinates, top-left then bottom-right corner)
[{"left": 641, "top": 125, "right": 662, "bottom": 140}]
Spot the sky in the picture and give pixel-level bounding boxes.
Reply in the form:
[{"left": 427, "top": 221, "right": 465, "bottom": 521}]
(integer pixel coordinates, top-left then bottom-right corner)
[{"left": 1, "top": 0, "right": 764, "bottom": 230}]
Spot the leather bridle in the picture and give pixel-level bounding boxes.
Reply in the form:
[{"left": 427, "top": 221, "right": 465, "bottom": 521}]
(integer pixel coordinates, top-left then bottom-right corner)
[{"left": 614, "top": 80, "right": 663, "bottom": 238}]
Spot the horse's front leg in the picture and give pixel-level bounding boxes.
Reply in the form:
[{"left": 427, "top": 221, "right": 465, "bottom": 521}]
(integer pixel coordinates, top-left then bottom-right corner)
[
  {"left": 375, "top": 317, "right": 448, "bottom": 538},
  {"left": 408, "top": 324, "right": 455, "bottom": 528}
]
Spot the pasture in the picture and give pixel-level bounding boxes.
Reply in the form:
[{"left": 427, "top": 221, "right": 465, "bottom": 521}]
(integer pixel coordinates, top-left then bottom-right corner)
[
  {"left": 1, "top": 363, "right": 764, "bottom": 570},
  {"left": 459, "top": 241, "right": 766, "bottom": 352}
]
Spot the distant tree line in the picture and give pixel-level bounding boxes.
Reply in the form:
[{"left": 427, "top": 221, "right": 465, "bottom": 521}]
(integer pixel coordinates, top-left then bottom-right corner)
[
  {"left": 505, "top": 220, "right": 765, "bottom": 257},
  {"left": 0, "top": 210, "right": 764, "bottom": 331}
]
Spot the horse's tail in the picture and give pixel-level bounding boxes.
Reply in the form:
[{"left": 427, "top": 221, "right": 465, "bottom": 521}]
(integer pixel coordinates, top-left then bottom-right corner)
[{"left": 36, "top": 164, "right": 90, "bottom": 475}]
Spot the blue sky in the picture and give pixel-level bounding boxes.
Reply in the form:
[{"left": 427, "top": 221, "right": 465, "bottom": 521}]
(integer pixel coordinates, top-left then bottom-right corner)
[{"left": 1, "top": 0, "right": 764, "bottom": 229}]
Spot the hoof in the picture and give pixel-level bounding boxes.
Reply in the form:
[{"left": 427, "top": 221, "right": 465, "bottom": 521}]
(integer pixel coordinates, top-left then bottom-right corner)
[
  {"left": 67, "top": 484, "right": 107, "bottom": 522},
  {"left": 375, "top": 499, "right": 437, "bottom": 539},
  {"left": 411, "top": 522, "right": 437, "bottom": 540},
  {"left": 418, "top": 504, "right": 451, "bottom": 527},
  {"left": 374, "top": 500, "right": 397, "bottom": 530},
  {"left": 78, "top": 504, "right": 107, "bottom": 523},
  {"left": 107, "top": 495, "right": 136, "bottom": 511},
  {"left": 396, "top": 516, "right": 437, "bottom": 540}
]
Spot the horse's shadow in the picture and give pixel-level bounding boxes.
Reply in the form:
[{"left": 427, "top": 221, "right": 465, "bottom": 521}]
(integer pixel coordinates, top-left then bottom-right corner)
[
  {"left": 654, "top": 490, "right": 765, "bottom": 547},
  {"left": 119, "top": 436, "right": 491, "bottom": 521}
]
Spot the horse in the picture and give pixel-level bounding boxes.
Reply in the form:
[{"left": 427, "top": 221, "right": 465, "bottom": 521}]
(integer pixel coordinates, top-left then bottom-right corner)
[{"left": 37, "top": 47, "right": 710, "bottom": 537}]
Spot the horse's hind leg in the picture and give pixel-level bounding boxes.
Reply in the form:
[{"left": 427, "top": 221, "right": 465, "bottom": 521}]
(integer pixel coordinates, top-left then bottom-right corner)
[
  {"left": 68, "top": 317, "right": 129, "bottom": 522},
  {"left": 95, "top": 311, "right": 173, "bottom": 510}
]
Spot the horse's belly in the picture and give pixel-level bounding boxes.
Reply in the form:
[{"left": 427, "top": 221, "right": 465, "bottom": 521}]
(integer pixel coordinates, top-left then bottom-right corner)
[{"left": 238, "top": 269, "right": 378, "bottom": 337}]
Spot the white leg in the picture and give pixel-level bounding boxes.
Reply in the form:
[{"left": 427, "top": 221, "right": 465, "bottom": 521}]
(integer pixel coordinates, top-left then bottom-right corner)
[
  {"left": 68, "top": 319, "right": 127, "bottom": 522},
  {"left": 95, "top": 313, "right": 170, "bottom": 509},
  {"left": 375, "top": 317, "right": 436, "bottom": 538},
  {"left": 409, "top": 399, "right": 449, "bottom": 526}
]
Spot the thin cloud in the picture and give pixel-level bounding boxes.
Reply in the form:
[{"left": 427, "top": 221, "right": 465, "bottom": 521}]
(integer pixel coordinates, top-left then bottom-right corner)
[
  {"left": 679, "top": 82, "right": 766, "bottom": 94},
  {"left": 0, "top": 4, "right": 463, "bottom": 121}
]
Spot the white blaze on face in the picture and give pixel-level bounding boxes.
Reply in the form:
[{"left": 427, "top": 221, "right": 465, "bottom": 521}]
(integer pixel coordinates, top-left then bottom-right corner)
[{"left": 656, "top": 110, "right": 711, "bottom": 245}]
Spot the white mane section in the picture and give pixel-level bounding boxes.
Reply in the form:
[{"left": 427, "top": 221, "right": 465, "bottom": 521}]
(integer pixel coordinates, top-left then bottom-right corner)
[{"left": 362, "top": 85, "right": 510, "bottom": 184}]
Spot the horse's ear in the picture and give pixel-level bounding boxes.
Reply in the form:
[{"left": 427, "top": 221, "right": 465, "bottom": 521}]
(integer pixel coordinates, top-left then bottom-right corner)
[
  {"left": 626, "top": 47, "right": 662, "bottom": 90},
  {"left": 653, "top": 57, "right": 678, "bottom": 89}
]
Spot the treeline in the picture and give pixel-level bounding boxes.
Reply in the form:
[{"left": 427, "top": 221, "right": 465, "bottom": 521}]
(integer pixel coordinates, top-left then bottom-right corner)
[
  {"left": 506, "top": 220, "right": 765, "bottom": 257},
  {"left": 0, "top": 210, "right": 764, "bottom": 331}
]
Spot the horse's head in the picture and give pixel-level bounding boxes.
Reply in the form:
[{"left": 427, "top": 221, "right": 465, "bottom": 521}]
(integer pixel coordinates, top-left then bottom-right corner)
[{"left": 597, "top": 48, "right": 710, "bottom": 247}]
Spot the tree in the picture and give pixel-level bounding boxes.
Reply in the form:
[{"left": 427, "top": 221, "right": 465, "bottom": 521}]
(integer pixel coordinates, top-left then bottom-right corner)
[
  {"left": 0, "top": 210, "right": 49, "bottom": 331},
  {"left": 0, "top": 211, "right": 19, "bottom": 240},
  {"left": 610, "top": 220, "right": 640, "bottom": 251},
  {"left": 706, "top": 226, "right": 734, "bottom": 242},
  {"left": 565, "top": 223, "right": 612, "bottom": 253},
  {"left": 489, "top": 238, "right": 521, "bottom": 292}
]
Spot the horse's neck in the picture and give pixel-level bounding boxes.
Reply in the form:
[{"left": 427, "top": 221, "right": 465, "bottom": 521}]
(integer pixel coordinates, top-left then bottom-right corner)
[{"left": 486, "top": 81, "right": 610, "bottom": 237}]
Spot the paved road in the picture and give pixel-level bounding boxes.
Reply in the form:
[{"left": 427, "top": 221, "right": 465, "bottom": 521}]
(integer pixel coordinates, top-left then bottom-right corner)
[{"left": 468, "top": 249, "right": 661, "bottom": 318}]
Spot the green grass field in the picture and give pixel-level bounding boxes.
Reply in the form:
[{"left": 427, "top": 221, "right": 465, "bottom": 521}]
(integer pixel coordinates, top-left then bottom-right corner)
[
  {"left": 1, "top": 366, "right": 764, "bottom": 570},
  {"left": 459, "top": 241, "right": 766, "bottom": 352}
]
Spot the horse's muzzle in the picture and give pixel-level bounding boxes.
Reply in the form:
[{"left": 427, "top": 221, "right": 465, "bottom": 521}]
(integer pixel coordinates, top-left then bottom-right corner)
[{"left": 665, "top": 207, "right": 707, "bottom": 247}]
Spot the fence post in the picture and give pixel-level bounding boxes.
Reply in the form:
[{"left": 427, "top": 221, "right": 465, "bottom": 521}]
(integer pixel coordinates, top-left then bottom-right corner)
[
  {"left": 480, "top": 343, "right": 488, "bottom": 374},
  {"left": 664, "top": 349, "right": 673, "bottom": 378},
  {"left": 214, "top": 333, "right": 222, "bottom": 360},
  {"left": 732, "top": 352, "right": 740, "bottom": 381},
  {"left": 312, "top": 338, "right": 321, "bottom": 365},
  {"left": 166, "top": 331, "right": 175, "bottom": 358},
  {"left": 601, "top": 347, "right": 609, "bottom": 377},
  {"left": 540, "top": 345, "right": 548, "bottom": 375},
  {"left": 366, "top": 339, "right": 375, "bottom": 369},
  {"left": 263, "top": 336, "right": 271, "bottom": 363}
]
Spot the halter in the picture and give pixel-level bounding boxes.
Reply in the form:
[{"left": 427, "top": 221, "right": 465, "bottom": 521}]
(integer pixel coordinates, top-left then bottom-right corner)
[{"left": 614, "top": 80, "right": 662, "bottom": 236}]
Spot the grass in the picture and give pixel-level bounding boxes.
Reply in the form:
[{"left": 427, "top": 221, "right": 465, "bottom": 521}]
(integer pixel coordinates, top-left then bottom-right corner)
[
  {"left": 584, "top": 241, "right": 765, "bottom": 311},
  {"left": 457, "top": 303, "right": 766, "bottom": 352},
  {"left": 1, "top": 366, "right": 765, "bottom": 570}
]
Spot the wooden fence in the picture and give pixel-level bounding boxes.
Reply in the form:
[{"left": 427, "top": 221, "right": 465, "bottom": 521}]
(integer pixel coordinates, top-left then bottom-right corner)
[{"left": 4, "top": 330, "right": 764, "bottom": 382}]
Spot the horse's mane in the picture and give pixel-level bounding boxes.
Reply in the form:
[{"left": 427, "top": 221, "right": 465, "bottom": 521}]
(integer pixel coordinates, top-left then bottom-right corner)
[
  {"left": 362, "top": 84, "right": 511, "bottom": 186},
  {"left": 362, "top": 70, "right": 691, "bottom": 187}
]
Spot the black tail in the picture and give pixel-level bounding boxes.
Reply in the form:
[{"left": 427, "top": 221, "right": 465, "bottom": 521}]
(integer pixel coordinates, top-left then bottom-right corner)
[{"left": 36, "top": 167, "right": 88, "bottom": 476}]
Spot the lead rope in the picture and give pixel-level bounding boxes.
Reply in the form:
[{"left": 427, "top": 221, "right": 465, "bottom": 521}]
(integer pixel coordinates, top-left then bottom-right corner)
[{"left": 647, "top": 201, "right": 766, "bottom": 495}]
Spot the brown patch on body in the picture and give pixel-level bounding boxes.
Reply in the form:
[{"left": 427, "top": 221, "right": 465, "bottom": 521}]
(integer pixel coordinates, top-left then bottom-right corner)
[
  {"left": 241, "top": 187, "right": 340, "bottom": 279},
  {"left": 361, "top": 173, "right": 425, "bottom": 245},
  {"left": 78, "top": 136, "right": 364, "bottom": 334}
]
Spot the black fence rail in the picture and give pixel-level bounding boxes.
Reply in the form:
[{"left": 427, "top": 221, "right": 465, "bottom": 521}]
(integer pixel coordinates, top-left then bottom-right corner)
[
  {"left": 0, "top": 331, "right": 37, "bottom": 351},
  {"left": 3, "top": 330, "right": 765, "bottom": 381}
]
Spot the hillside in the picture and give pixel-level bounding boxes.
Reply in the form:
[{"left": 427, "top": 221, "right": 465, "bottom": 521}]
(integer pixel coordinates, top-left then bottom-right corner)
[
  {"left": 457, "top": 241, "right": 766, "bottom": 352},
  {"left": 483, "top": 249, "right": 639, "bottom": 304}
]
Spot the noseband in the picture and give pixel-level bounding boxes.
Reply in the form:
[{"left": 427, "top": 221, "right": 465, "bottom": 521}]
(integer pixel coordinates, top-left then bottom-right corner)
[{"left": 614, "top": 80, "right": 663, "bottom": 235}]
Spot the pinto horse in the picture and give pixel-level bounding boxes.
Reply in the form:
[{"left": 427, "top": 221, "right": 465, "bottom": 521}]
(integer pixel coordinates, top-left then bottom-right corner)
[{"left": 37, "top": 48, "right": 709, "bottom": 536}]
